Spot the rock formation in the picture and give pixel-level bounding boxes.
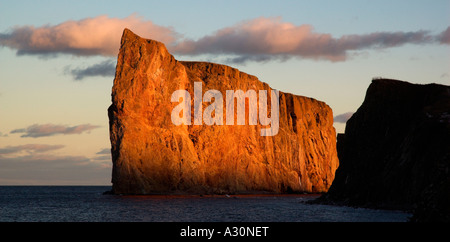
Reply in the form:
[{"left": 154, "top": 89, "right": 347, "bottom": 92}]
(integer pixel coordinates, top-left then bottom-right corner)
[
  {"left": 317, "top": 79, "right": 450, "bottom": 222},
  {"left": 108, "top": 29, "right": 339, "bottom": 194}
]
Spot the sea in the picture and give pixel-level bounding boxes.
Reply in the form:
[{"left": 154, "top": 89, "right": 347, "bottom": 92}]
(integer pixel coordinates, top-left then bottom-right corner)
[{"left": 0, "top": 186, "right": 411, "bottom": 222}]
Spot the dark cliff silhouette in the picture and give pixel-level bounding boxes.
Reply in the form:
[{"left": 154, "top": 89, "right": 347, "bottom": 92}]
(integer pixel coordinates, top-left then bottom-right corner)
[{"left": 317, "top": 79, "right": 450, "bottom": 222}]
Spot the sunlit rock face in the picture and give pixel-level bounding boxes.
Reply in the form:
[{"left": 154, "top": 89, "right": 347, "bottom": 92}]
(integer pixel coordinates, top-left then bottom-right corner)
[
  {"left": 108, "top": 29, "right": 338, "bottom": 195},
  {"left": 319, "top": 79, "right": 450, "bottom": 222}
]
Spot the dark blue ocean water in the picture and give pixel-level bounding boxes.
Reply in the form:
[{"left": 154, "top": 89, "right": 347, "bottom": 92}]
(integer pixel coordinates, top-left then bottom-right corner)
[{"left": 0, "top": 186, "right": 411, "bottom": 222}]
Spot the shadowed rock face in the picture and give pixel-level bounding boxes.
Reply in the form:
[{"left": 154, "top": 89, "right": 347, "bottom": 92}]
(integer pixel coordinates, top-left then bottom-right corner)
[
  {"left": 319, "top": 79, "right": 450, "bottom": 222},
  {"left": 108, "top": 29, "right": 338, "bottom": 195}
]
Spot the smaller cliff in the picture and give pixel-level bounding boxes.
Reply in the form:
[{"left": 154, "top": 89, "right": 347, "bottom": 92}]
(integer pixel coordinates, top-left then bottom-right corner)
[{"left": 317, "top": 79, "right": 450, "bottom": 222}]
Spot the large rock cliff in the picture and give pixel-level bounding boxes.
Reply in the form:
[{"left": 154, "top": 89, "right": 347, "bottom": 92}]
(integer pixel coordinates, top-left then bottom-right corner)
[
  {"left": 318, "top": 79, "right": 450, "bottom": 222},
  {"left": 108, "top": 29, "right": 338, "bottom": 195}
]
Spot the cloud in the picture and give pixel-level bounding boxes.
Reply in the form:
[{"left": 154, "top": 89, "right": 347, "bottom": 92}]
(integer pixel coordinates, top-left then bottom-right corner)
[
  {"left": 1, "top": 15, "right": 448, "bottom": 64},
  {"left": 0, "top": 144, "right": 111, "bottom": 185},
  {"left": 334, "top": 112, "right": 354, "bottom": 123},
  {"left": 0, "top": 14, "right": 177, "bottom": 57},
  {"left": 66, "top": 59, "right": 116, "bottom": 80},
  {"left": 10, "top": 123, "right": 101, "bottom": 138},
  {"left": 0, "top": 153, "right": 111, "bottom": 185},
  {"left": 93, "top": 155, "right": 112, "bottom": 161},
  {"left": 92, "top": 148, "right": 111, "bottom": 162},
  {"left": 172, "top": 17, "right": 437, "bottom": 63},
  {"left": 0, "top": 144, "right": 64, "bottom": 155},
  {"left": 0, "top": 154, "right": 89, "bottom": 170},
  {"left": 437, "top": 26, "right": 450, "bottom": 44},
  {"left": 96, "top": 148, "right": 110, "bottom": 155}
]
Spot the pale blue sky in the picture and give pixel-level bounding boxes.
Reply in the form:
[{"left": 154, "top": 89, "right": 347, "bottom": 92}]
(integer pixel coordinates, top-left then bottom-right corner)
[{"left": 0, "top": 0, "right": 449, "bottom": 185}]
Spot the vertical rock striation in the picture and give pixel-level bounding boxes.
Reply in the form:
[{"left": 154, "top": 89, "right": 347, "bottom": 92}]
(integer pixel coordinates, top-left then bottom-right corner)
[{"left": 108, "top": 29, "right": 338, "bottom": 194}]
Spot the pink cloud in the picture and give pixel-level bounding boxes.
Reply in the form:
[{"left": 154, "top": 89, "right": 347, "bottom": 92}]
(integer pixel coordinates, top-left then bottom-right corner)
[
  {"left": 173, "top": 17, "right": 435, "bottom": 62},
  {"left": 0, "top": 14, "right": 177, "bottom": 57}
]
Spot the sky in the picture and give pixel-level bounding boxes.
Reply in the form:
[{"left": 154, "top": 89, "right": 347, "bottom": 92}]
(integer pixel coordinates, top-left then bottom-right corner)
[{"left": 0, "top": 0, "right": 449, "bottom": 185}]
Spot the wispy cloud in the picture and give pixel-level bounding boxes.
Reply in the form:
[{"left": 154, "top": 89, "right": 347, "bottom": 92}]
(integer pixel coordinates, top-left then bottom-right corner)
[
  {"left": 0, "top": 144, "right": 64, "bottom": 155},
  {"left": 96, "top": 148, "right": 110, "bottom": 155},
  {"left": 65, "top": 59, "right": 116, "bottom": 80},
  {"left": 334, "top": 112, "right": 354, "bottom": 123},
  {"left": 92, "top": 148, "right": 111, "bottom": 162},
  {"left": 0, "top": 14, "right": 177, "bottom": 57},
  {"left": 10, "top": 123, "right": 101, "bottom": 138}
]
